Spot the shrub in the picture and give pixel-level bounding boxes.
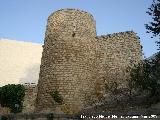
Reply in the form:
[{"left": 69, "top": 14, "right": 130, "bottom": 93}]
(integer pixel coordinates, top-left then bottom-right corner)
[
  {"left": 130, "top": 60, "right": 151, "bottom": 91},
  {"left": 47, "top": 113, "right": 54, "bottom": 120},
  {"left": 129, "top": 52, "right": 160, "bottom": 97},
  {"left": 105, "top": 81, "right": 118, "bottom": 95},
  {"left": 50, "top": 90, "right": 63, "bottom": 104},
  {"left": 1, "top": 115, "right": 8, "bottom": 120},
  {"left": 0, "top": 84, "right": 25, "bottom": 113}
]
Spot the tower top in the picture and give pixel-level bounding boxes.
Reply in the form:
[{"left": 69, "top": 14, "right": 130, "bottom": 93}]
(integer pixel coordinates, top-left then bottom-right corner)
[
  {"left": 46, "top": 8, "right": 97, "bottom": 38},
  {"left": 48, "top": 8, "right": 94, "bottom": 19}
]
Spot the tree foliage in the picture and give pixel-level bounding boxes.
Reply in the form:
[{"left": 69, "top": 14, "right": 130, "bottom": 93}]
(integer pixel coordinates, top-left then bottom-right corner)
[
  {"left": 129, "top": 52, "right": 160, "bottom": 97},
  {"left": 145, "top": 0, "right": 160, "bottom": 48},
  {"left": 105, "top": 81, "right": 118, "bottom": 95},
  {"left": 0, "top": 84, "right": 25, "bottom": 113}
]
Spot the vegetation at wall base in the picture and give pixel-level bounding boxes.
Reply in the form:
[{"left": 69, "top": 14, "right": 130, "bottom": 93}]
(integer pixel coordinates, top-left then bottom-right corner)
[
  {"left": 50, "top": 90, "right": 63, "bottom": 104},
  {"left": 46, "top": 113, "right": 54, "bottom": 120},
  {"left": 105, "top": 81, "right": 118, "bottom": 95},
  {"left": 0, "top": 84, "right": 25, "bottom": 113},
  {"left": 128, "top": 52, "right": 160, "bottom": 106},
  {"left": 1, "top": 115, "right": 8, "bottom": 120}
]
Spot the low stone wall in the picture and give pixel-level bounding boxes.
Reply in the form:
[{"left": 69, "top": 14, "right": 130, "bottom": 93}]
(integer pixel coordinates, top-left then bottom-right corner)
[{"left": 22, "top": 84, "right": 37, "bottom": 113}]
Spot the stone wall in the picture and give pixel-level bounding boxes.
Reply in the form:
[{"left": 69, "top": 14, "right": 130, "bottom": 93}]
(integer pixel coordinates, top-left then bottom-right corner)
[
  {"left": 96, "top": 32, "right": 142, "bottom": 87},
  {"left": 36, "top": 8, "right": 142, "bottom": 114},
  {"left": 22, "top": 83, "right": 37, "bottom": 113}
]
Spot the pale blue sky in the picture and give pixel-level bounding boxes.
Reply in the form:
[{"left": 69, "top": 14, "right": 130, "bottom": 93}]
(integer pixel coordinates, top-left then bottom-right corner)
[{"left": 0, "top": 0, "right": 159, "bottom": 57}]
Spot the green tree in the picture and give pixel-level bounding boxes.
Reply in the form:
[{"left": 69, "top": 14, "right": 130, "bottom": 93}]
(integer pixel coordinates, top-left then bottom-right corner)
[
  {"left": 145, "top": 0, "right": 160, "bottom": 49},
  {"left": 149, "top": 52, "right": 160, "bottom": 95},
  {"left": 129, "top": 52, "right": 160, "bottom": 97},
  {"left": 129, "top": 60, "right": 151, "bottom": 92},
  {"left": 0, "top": 84, "right": 25, "bottom": 113}
]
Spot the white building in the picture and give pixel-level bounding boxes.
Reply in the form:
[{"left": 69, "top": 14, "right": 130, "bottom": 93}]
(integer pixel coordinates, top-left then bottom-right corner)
[{"left": 0, "top": 39, "right": 42, "bottom": 87}]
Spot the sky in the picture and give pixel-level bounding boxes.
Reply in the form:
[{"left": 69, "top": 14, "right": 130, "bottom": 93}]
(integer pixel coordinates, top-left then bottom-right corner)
[{"left": 0, "top": 0, "right": 159, "bottom": 58}]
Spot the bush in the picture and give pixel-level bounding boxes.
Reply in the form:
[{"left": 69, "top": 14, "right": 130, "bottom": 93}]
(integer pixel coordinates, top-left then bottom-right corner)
[
  {"left": 0, "top": 84, "right": 25, "bottom": 113},
  {"left": 1, "top": 115, "right": 8, "bottom": 120},
  {"left": 105, "top": 81, "right": 118, "bottom": 95},
  {"left": 50, "top": 90, "right": 63, "bottom": 104},
  {"left": 47, "top": 113, "right": 53, "bottom": 120},
  {"left": 129, "top": 52, "right": 160, "bottom": 97}
]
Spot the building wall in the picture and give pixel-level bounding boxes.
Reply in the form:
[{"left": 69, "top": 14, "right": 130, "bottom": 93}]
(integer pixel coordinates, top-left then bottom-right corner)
[
  {"left": 36, "top": 9, "right": 142, "bottom": 114},
  {"left": 0, "top": 39, "right": 42, "bottom": 87}
]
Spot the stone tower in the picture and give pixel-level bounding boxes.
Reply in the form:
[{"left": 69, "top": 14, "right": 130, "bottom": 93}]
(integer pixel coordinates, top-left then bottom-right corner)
[
  {"left": 36, "top": 8, "right": 142, "bottom": 114},
  {"left": 36, "top": 9, "right": 104, "bottom": 114}
]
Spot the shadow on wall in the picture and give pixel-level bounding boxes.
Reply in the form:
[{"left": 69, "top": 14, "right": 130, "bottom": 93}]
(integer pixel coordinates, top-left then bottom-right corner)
[{"left": 19, "top": 64, "right": 40, "bottom": 85}]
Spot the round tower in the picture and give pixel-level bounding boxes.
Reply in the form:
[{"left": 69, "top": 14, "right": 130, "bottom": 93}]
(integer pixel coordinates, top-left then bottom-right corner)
[{"left": 36, "top": 9, "right": 102, "bottom": 114}]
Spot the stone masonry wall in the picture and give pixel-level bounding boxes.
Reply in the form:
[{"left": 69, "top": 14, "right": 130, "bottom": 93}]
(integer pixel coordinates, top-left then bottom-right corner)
[
  {"left": 36, "top": 8, "right": 142, "bottom": 114},
  {"left": 22, "top": 83, "right": 37, "bottom": 113},
  {"left": 96, "top": 32, "right": 142, "bottom": 87}
]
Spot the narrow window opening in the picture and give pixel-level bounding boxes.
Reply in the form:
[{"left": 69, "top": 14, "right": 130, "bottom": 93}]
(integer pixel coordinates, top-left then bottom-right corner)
[{"left": 72, "top": 32, "right": 75, "bottom": 37}]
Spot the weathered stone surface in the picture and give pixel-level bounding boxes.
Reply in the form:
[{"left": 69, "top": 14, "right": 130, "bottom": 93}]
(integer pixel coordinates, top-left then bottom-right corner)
[
  {"left": 36, "top": 8, "right": 142, "bottom": 114},
  {"left": 22, "top": 84, "right": 37, "bottom": 113}
]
